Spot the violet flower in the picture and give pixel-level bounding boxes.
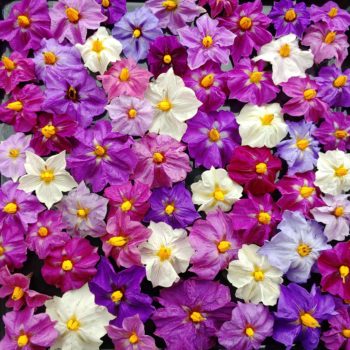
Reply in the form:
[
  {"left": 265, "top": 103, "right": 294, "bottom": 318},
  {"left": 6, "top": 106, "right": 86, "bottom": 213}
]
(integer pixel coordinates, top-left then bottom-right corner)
[
  {"left": 96, "top": 0, "right": 126, "bottom": 25},
  {"left": 198, "top": 0, "right": 237, "bottom": 18}
]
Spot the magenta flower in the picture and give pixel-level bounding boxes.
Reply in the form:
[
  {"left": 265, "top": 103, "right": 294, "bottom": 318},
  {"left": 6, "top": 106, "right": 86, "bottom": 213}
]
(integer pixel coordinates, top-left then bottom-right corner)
[
  {"left": 0, "top": 0, "right": 51, "bottom": 55},
  {"left": 0, "top": 84, "right": 44, "bottom": 132},
  {"left": 198, "top": 0, "right": 237, "bottom": 18},
  {"left": 42, "top": 237, "right": 99, "bottom": 292},
  {"left": 96, "top": 0, "right": 126, "bottom": 25},
  {"left": 178, "top": 14, "right": 236, "bottom": 70},
  {"left": 132, "top": 133, "right": 191, "bottom": 189},
  {"left": 281, "top": 76, "right": 330, "bottom": 123},
  {"left": 50, "top": 0, "right": 107, "bottom": 44}
]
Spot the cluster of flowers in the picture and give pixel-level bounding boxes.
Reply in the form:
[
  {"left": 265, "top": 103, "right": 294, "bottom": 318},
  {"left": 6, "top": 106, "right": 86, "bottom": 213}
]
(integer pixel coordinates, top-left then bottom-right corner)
[{"left": 0, "top": 0, "right": 349, "bottom": 349}]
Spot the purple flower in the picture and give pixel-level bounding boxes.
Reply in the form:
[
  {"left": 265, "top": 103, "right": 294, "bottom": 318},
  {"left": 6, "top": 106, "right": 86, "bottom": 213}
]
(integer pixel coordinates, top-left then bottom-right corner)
[
  {"left": 50, "top": 0, "right": 107, "bottom": 44},
  {"left": 182, "top": 110, "right": 240, "bottom": 169},
  {"left": 0, "top": 0, "right": 51, "bottom": 55},
  {"left": 43, "top": 69, "right": 107, "bottom": 128},
  {"left": 96, "top": 0, "right": 126, "bottom": 25},
  {"left": 67, "top": 121, "right": 136, "bottom": 193},
  {"left": 147, "top": 35, "right": 188, "bottom": 78},
  {"left": 269, "top": 0, "right": 310, "bottom": 38},
  {"left": 273, "top": 283, "right": 336, "bottom": 350},
  {"left": 0, "top": 308, "right": 58, "bottom": 350},
  {"left": 107, "top": 314, "right": 156, "bottom": 350},
  {"left": 276, "top": 121, "right": 320, "bottom": 175},
  {"left": 198, "top": 0, "right": 237, "bottom": 18},
  {"left": 89, "top": 257, "right": 154, "bottom": 327},
  {"left": 112, "top": 7, "right": 162, "bottom": 62},
  {"left": 217, "top": 302, "right": 274, "bottom": 350},
  {"left": 144, "top": 182, "right": 199, "bottom": 229},
  {"left": 178, "top": 14, "right": 235, "bottom": 70},
  {"left": 152, "top": 279, "right": 234, "bottom": 350}
]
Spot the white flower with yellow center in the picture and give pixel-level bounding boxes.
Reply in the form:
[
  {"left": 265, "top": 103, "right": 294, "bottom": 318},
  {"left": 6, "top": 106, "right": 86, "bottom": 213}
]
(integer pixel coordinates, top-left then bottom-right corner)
[
  {"left": 18, "top": 151, "right": 77, "bottom": 209},
  {"left": 139, "top": 221, "right": 193, "bottom": 288},
  {"left": 315, "top": 150, "right": 350, "bottom": 195},
  {"left": 236, "top": 103, "right": 288, "bottom": 148},
  {"left": 227, "top": 244, "right": 283, "bottom": 306},
  {"left": 191, "top": 167, "right": 243, "bottom": 213},
  {"left": 253, "top": 34, "right": 314, "bottom": 85},
  {"left": 45, "top": 284, "right": 114, "bottom": 350},
  {"left": 145, "top": 68, "right": 202, "bottom": 141},
  {"left": 75, "top": 27, "right": 122, "bottom": 74}
]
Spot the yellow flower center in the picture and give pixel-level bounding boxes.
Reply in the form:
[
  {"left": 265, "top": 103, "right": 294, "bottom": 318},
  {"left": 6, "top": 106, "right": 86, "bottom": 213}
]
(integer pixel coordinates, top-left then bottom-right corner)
[
  {"left": 335, "top": 130, "right": 348, "bottom": 139},
  {"left": 102, "top": 0, "right": 110, "bottom": 8},
  {"left": 245, "top": 327, "right": 255, "bottom": 337},
  {"left": 17, "top": 15, "right": 30, "bottom": 28},
  {"left": 11, "top": 286, "right": 24, "bottom": 301},
  {"left": 38, "top": 226, "right": 49, "bottom": 237},
  {"left": 61, "top": 259, "right": 73, "bottom": 271},
  {"left": 41, "top": 125, "right": 56, "bottom": 139},
  {"left": 279, "top": 44, "right": 291, "bottom": 57},
  {"left": 255, "top": 162, "right": 267, "bottom": 174},
  {"left": 324, "top": 31, "right": 336, "bottom": 44},
  {"left": 119, "top": 68, "right": 130, "bottom": 81},
  {"left": 157, "top": 99, "right": 172, "bottom": 111},
  {"left": 133, "top": 28, "right": 142, "bottom": 38},
  {"left": 339, "top": 265, "right": 349, "bottom": 283},
  {"left": 128, "top": 108, "right": 137, "bottom": 119},
  {"left": 165, "top": 203, "right": 175, "bottom": 215},
  {"left": 8, "top": 149, "right": 20, "bottom": 158},
  {"left": 107, "top": 236, "right": 128, "bottom": 247},
  {"left": 0, "top": 245, "right": 4, "bottom": 256},
  {"left": 253, "top": 269, "right": 264, "bottom": 281},
  {"left": 190, "top": 311, "right": 205, "bottom": 323},
  {"left": 66, "top": 317, "right": 80, "bottom": 331},
  {"left": 208, "top": 128, "right": 220, "bottom": 142},
  {"left": 200, "top": 73, "right": 214, "bottom": 88},
  {"left": 43, "top": 51, "right": 57, "bottom": 65},
  {"left": 3, "top": 202, "right": 18, "bottom": 214},
  {"left": 40, "top": 170, "right": 55, "bottom": 183},
  {"left": 213, "top": 189, "right": 225, "bottom": 201},
  {"left": 121, "top": 200, "right": 133, "bottom": 211},
  {"left": 284, "top": 8, "right": 297, "bottom": 22},
  {"left": 94, "top": 145, "right": 107, "bottom": 157},
  {"left": 249, "top": 71, "right": 263, "bottom": 84},
  {"left": 2, "top": 56, "right": 16, "bottom": 71},
  {"left": 258, "top": 211, "right": 271, "bottom": 225},
  {"left": 202, "top": 35, "right": 213, "bottom": 48},
  {"left": 6, "top": 101, "right": 23, "bottom": 112},
  {"left": 297, "top": 243, "right": 312, "bottom": 257},
  {"left": 334, "top": 206, "right": 344, "bottom": 217},
  {"left": 299, "top": 186, "right": 315, "bottom": 199},
  {"left": 333, "top": 75, "right": 347, "bottom": 88},
  {"left": 303, "top": 89, "right": 317, "bottom": 100},
  {"left": 153, "top": 152, "right": 165, "bottom": 164},
  {"left": 157, "top": 246, "right": 171, "bottom": 261},
  {"left": 342, "top": 329, "right": 350, "bottom": 338},
  {"left": 76, "top": 208, "right": 89, "bottom": 219},
  {"left": 300, "top": 313, "right": 320, "bottom": 328},
  {"left": 335, "top": 166, "right": 348, "bottom": 177},
  {"left": 67, "top": 86, "right": 78, "bottom": 101},
  {"left": 92, "top": 39, "right": 104, "bottom": 53},
  {"left": 17, "top": 334, "right": 29, "bottom": 347},
  {"left": 66, "top": 7, "right": 80, "bottom": 23},
  {"left": 239, "top": 16, "right": 252, "bottom": 30},
  {"left": 111, "top": 290, "right": 123, "bottom": 302},
  {"left": 129, "top": 332, "right": 139, "bottom": 344},
  {"left": 217, "top": 240, "right": 231, "bottom": 253},
  {"left": 163, "top": 54, "right": 172, "bottom": 64},
  {"left": 260, "top": 113, "right": 274, "bottom": 125},
  {"left": 162, "top": 0, "right": 177, "bottom": 10},
  {"left": 328, "top": 7, "right": 338, "bottom": 18},
  {"left": 296, "top": 139, "right": 309, "bottom": 150}
]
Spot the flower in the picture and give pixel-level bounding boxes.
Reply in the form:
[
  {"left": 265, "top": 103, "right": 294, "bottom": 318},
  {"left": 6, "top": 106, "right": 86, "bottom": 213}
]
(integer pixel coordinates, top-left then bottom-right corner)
[
  {"left": 112, "top": 6, "right": 162, "bottom": 62},
  {"left": 144, "top": 182, "right": 200, "bottom": 229},
  {"left": 0, "top": 308, "right": 58, "bottom": 350},
  {"left": 0, "top": 84, "right": 44, "bottom": 132},
  {"left": 132, "top": 133, "right": 191, "bottom": 188},
  {"left": 58, "top": 182, "right": 108, "bottom": 238},
  {"left": 198, "top": 0, "right": 237, "bottom": 18},
  {"left": 45, "top": 283, "right": 114, "bottom": 350},
  {"left": 236, "top": 103, "right": 288, "bottom": 148},
  {"left": 273, "top": 283, "right": 336, "bottom": 350},
  {"left": 96, "top": 0, "right": 126, "bottom": 25},
  {"left": 147, "top": 35, "right": 188, "bottom": 78},
  {"left": 182, "top": 110, "right": 240, "bottom": 169},
  {"left": 253, "top": 33, "right": 314, "bottom": 85},
  {"left": 178, "top": 14, "right": 235, "bottom": 69},
  {"left": 227, "top": 58, "right": 279, "bottom": 106},
  {"left": 67, "top": 120, "right": 136, "bottom": 193},
  {"left": 227, "top": 244, "right": 283, "bottom": 306},
  {"left": 301, "top": 22, "right": 349, "bottom": 67},
  {"left": 107, "top": 314, "right": 157, "bottom": 350},
  {"left": 75, "top": 27, "right": 122, "bottom": 74},
  {"left": 50, "top": 0, "right": 107, "bottom": 44},
  {"left": 259, "top": 211, "right": 330, "bottom": 283},
  {"left": 227, "top": 146, "right": 282, "bottom": 195},
  {"left": 191, "top": 167, "right": 243, "bottom": 213},
  {"left": 315, "top": 150, "right": 350, "bottom": 195},
  {"left": 0, "top": 52, "right": 35, "bottom": 93},
  {"left": 101, "top": 210, "right": 151, "bottom": 268},
  {"left": 139, "top": 221, "right": 193, "bottom": 287},
  {"left": 0, "top": 0, "right": 51, "bottom": 54},
  {"left": 146, "top": 0, "right": 204, "bottom": 34},
  {"left": 145, "top": 68, "right": 202, "bottom": 141},
  {"left": 152, "top": 279, "right": 234, "bottom": 350},
  {"left": 269, "top": 0, "right": 310, "bottom": 38},
  {"left": 18, "top": 151, "right": 77, "bottom": 209},
  {"left": 0, "top": 133, "right": 32, "bottom": 181},
  {"left": 98, "top": 58, "right": 152, "bottom": 100},
  {"left": 42, "top": 237, "right": 99, "bottom": 292},
  {"left": 106, "top": 95, "right": 153, "bottom": 136},
  {"left": 89, "top": 257, "right": 154, "bottom": 327},
  {"left": 217, "top": 302, "right": 274, "bottom": 350},
  {"left": 189, "top": 209, "right": 240, "bottom": 280}
]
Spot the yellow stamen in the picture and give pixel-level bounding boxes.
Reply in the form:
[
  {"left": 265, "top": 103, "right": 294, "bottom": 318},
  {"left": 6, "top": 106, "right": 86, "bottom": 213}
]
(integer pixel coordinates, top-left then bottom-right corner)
[
  {"left": 296, "top": 139, "right": 309, "bottom": 150},
  {"left": 334, "top": 206, "right": 344, "bottom": 217},
  {"left": 133, "top": 28, "right": 141, "bottom": 38},
  {"left": 0, "top": 246, "right": 4, "bottom": 256},
  {"left": 61, "top": 259, "right": 73, "bottom": 271},
  {"left": 335, "top": 130, "right": 348, "bottom": 139},
  {"left": 245, "top": 327, "right": 255, "bottom": 337},
  {"left": 17, "top": 335, "right": 29, "bottom": 347},
  {"left": 94, "top": 145, "right": 107, "bottom": 157},
  {"left": 258, "top": 211, "right": 271, "bottom": 225},
  {"left": 2, "top": 56, "right": 16, "bottom": 71},
  {"left": 8, "top": 149, "right": 20, "bottom": 158},
  {"left": 217, "top": 240, "right": 231, "bottom": 253},
  {"left": 300, "top": 313, "right": 320, "bottom": 328},
  {"left": 3, "top": 202, "right": 17, "bottom": 214},
  {"left": 342, "top": 329, "right": 350, "bottom": 338},
  {"left": 41, "top": 125, "right": 56, "bottom": 139},
  {"left": 200, "top": 73, "right": 214, "bottom": 88},
  {"left": 153, "top": 152, "right": 164, "bottom": 164},
  {"left": 299, "top": 186, "right": 315, "bottom": 199},
  {"left": 285, "top": 8, "right": 297, "bottom": 22},
  {"left": 11, "top": 286, "right": 24, "bottom": 301},
  {"left": 190, "top": 311, "right": 205, "bottom": 323},
  {"left": 128, "top": 109, "right": 137, "bottom": 119},
  {"left": 17, "top": 15, "right": 30, "bottom": 28},
  {"left": 119, "top": 68, "right": 130, "bottom": 81},
  {"left": 111, "top": 290, "right": 123, "bottom": 302},
  {"left": 43, "top": 51, "right": 57, "bottom": 65},
  {"left": 213, "top": 189, "right": 225, "bottom": 201},
  {"left": 335, "top": 166, "right": 348, "bottom": 177},
  {"left": 328, "top": 7, "right": 338, "bottom": 18},
  {"left": 297, "top": 243, "right": 312, "bottom": 257},
  {"left": 157, "top": 99, "right": 172, "bottom": 111},
  {"left": 40, "top": 170, "right": 55, "bottom": 183},
  {"left": 66, "top": 8, "right": 80, "bottom": 23},
  {"left": 253, "top": 269, "right": 264, "bottom": 281},
  {"left": 324, "top": 31, "right": 336, "bottom": 44},
  {"left": 303, "top": 89, "right": 317, "bottom": 100},
  {"left": 255, "top": 162, "right": 267, "bottom": 174},
  {"left": 162, "top": 0, "right": 177, "bottom": 10},
  {"left": 333, "top": 75, "right": 347, "bottom": 88},
  {"left": 202, "top": 35, "right": 213, "bottom": 48},
  {"left": 6, "top": 101, "right": 23, "bottom": 112},
  {"left": 239, "top": 16, "right": 252, "bottom": 30},
  {"left": 92, "top": 39, "right": 104, "bottom": 53},
  {"left": 157, "top": 246, "right": 171, "bottom": 261},
  {"left": 66, "top": 317, "right": 80, "bottom": 331},
  {"left": 260, "top": 114, "right": 274, "bottom": 125},
  {"left": 38, "top": 226, "right": 49, "bottom": 237},
  {"left": 163, "top": 54, "right": 172, "bottom": 64},
  {"left": 107, "top": 236, "right": 128, "bottom": 247},
  {"left": 339, "top": 265, "right": 349, "bottom": 283},
  {"left": 208, "top": 128, "right": 220, "bottom": 142},
  {"left": 165, "top": 204, "right": 175, "bottom": 215},
  {"left": 279, "top": 44, "right": 290, "bottom": 57},
  {"left": 129, "top": 332, "right": 139, "bottom": 344},
  {"left": 250, "top": 71, "right": 263, "bottom": 84},
  {"left": 76, "top": 208, "right": 89, "bottom": 219},
  {"left": 102, "top": 0, "right": 110, "bottom": 8},
  {"left": 121, "top": 200, "right": 133, "bottom": 211}
]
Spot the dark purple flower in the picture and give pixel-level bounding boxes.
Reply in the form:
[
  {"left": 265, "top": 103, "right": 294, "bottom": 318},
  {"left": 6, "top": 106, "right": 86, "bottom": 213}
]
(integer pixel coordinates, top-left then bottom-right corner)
[
  {"left": 96, "top": 0, "right": 126, "bottom": 25},
  {"left": 198, "top": 0, "right": 237, "bottom": 18}
]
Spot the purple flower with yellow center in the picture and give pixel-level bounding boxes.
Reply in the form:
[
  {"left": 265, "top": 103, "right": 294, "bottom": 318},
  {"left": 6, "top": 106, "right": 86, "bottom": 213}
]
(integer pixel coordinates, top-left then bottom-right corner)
[
  {"left": 273, "top": 283, "right": 336, "bottom": 350},
  {"left": 276, "top": 121, "right": 320, "bottom": 175},
  {"left": 50, "top": 0, "right": 107, "bottom": 44},
  {"left": 67, "top": 121, "right": 136, "bottom": 193},
  {"left": 227, "top": 58, "right": 279, "bottom": 106},
  {"left": 144, "top": 182, "right": 200, "bottom": 229},
  {"left": 0, "top": 0, "right": 51, "bottom": 55},
  {"left": 89, "top": 257, "right": 154, "bottom": 327},
  {"left": 178, "top": 14, "right": 235, "bottom": 70},
  {"left": 183, "top": 61, "right": 227, "bottom": 112},
  {"left": 112, "top": 6, "right": 162, "bottom": 62},
  {"left": 198, "top": 0, "right": 237, "bottom": 18},
  {"left": 96, "top": 0, "right": 126, "bottom": 25},
  {"left": 219, "top": 0, "right": 272, "bottom": 62},
  {"left": 269, "top": 0, "right": 310, "bottom": 38},
  {"left": 182, "top": 110, "right": 240, "bottom": 169},
  {"left": 152, "top": 279, "right": 234, "bottom": 350}
]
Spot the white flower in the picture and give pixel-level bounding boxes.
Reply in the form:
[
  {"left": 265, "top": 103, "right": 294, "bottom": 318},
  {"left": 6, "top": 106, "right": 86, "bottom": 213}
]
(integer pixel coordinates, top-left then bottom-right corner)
[
  {"left": 253, "top": 34, "right": 314, "bottom": 85},
  {"left": 45, "top": 284, "right": 114, "bottom": 350},
  {"left": 315, "top": 150, "right": 350, "bottom": 195},
  {"left": 236, "top": 103, "right": 288, "bottom": 148},
  {"left": 227, "top": 244, "right": 283, "bottom": 306},
  {"left": 145, "top": 68, "right": 202, "bottom": 141},
  {"left": 18, "top": 151, "right": 77, "bottom": 209},
  {"left": 191, "top": 167, "right": 243, "bottom": 213},
  {"left": 75, "top": 27, "right": 122, "bottom": 74},
  {"left": 139, "top": 221, "right": 193, "bottom": 288}
]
